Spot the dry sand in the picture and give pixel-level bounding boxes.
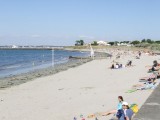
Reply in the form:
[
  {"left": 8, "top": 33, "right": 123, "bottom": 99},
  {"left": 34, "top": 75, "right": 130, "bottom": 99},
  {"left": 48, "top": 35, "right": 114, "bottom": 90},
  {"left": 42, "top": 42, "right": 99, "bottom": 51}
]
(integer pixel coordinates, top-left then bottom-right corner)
[{"left": 0, "top": 54, "right": 159, "bottom": 120}]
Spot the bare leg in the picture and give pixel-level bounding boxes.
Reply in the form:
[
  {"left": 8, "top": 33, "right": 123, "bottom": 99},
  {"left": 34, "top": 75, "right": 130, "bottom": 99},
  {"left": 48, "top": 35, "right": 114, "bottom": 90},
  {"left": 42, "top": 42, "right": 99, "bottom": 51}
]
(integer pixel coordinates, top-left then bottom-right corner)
[
  {"left": 133, "top": 84, "right": 144, "bottom": 87},
  {"left": 101, "top": 110, "right": 117, "bottom": 116},
  {"left": 140, "top": 77, "right": 149, "bottom": 80}
]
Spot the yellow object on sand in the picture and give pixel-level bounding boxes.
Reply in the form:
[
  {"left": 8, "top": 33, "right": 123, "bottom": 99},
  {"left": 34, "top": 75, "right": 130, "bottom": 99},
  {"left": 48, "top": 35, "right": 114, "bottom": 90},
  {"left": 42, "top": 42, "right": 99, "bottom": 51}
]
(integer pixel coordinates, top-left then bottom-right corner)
[
  {"left": 87, "top": 114, "right": 95, "bottom": 118},
  {"left": 130, "top": 104, "right": 139, "bottom": 113}
]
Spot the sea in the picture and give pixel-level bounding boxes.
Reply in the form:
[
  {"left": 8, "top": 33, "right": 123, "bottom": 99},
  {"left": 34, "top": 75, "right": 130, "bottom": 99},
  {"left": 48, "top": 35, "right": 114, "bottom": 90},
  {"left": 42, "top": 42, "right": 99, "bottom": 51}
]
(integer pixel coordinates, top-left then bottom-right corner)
[{"left": 0, "top": 49, "right": 90, "bottom": 78}]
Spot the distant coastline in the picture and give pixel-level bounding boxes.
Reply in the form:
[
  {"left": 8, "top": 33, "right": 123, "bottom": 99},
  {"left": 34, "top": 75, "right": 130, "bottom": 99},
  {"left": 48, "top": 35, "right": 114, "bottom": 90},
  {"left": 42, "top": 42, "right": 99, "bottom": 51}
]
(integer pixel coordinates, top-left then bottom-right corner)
[{"left": 0, "top": 46, "right": 64, "bottom": 50}]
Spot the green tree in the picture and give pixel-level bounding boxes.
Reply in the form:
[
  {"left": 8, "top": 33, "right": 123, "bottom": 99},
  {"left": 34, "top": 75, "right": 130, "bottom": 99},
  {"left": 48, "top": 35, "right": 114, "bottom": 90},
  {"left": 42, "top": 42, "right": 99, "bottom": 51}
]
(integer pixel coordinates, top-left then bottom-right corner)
[
  {"left": 91, "top": 41, "right": 98, "bottom": 46},
  {"left": 131, "top": 40, "right": 140, "bottom": 45},
  {"left": 79, "top": 40, "right": 84, "bottom": 45},
  {"left": 141, "top": 39, "right": 146, "bottom": 43},
  {"left": 114, "top": 41, "right": 119, "bottom": 46},
  {"left": 120, "top": 41, "right": 130, "bottom": 44},
  {"left": 146, "top": 39, "right": 154, "bottom": 44},
  {"left": 155, "top": 41, "right": 160, "bottom": 44},
  {"left": 75, "top": 40, "right": 79, "bottom": 46},
  {"left": 108, "top": 42, "right": 114, "bottom": 46},
  {"left": 75, "top": 40, "right": 84, "bottom": 46},
  {"left": 125, "top": 41, "right": 130, "bottom": 43}
]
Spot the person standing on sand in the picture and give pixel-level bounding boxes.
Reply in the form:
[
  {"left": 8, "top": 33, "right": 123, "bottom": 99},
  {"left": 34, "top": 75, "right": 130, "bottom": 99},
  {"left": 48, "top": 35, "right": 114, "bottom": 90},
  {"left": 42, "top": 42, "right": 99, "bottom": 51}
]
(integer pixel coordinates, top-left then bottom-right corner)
[{"left": 138, "top": 51, "right": 141, "bottom": 57}]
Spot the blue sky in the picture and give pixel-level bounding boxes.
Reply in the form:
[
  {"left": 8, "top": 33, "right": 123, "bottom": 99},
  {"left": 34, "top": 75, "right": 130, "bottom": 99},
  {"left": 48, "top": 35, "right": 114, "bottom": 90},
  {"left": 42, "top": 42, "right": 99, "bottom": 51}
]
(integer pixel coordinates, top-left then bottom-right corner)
[{"left": 0, "top": 0, "right": 160, "bottom": 46}]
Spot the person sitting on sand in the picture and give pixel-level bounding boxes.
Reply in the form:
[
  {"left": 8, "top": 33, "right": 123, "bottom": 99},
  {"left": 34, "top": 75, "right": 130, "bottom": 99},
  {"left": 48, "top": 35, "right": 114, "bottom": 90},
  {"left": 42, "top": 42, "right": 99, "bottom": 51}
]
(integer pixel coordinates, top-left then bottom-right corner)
[
  {"left": 148, "top": 60, "right": 160, "bottom": 72},
  {"left": 102, "top": 96, "right": 124, "bottom": 116},
  {"left": 110, "top": 63, "right": 124, "bottom": 69},
  {"left": 116, "top": 102, "right": 134, "bottom": 120},
  {"left": 111, "top": 64, "right": 115, "bottom": 69},
  {"left": 135, "top": 56, "right": 140, "bottom": 59},
  {"left": 116, "top": 55, "right": 120, "bottom": 59},
  {"left": 115, "top": 63, "right": 119, "bottom": 69},
  {"left": 119, "top": 64, "right": 123, "bottom": 68},
  {"left": 139, "top": 73, "right": 157, "bottom": 82},
  {"left": 132, "top": 79, "right": 158, "bottom": 90},
  {"left": 126, "top": 60, "right": 132, "bottom": 67}
]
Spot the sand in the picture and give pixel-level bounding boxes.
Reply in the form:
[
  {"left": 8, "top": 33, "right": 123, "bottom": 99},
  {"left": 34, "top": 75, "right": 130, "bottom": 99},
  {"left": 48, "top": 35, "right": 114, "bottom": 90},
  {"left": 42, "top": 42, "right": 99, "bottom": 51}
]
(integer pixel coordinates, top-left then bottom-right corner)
[{"left": 0, "top": 53, "right": 159, "bottom": 120}]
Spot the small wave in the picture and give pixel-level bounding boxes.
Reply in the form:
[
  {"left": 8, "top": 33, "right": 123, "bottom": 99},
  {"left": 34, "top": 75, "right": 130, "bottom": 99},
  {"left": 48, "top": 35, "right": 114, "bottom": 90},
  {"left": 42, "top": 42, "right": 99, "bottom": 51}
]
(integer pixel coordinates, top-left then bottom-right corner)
[{"left": 5, "top": 64, "right": 22, "bottom": 69}]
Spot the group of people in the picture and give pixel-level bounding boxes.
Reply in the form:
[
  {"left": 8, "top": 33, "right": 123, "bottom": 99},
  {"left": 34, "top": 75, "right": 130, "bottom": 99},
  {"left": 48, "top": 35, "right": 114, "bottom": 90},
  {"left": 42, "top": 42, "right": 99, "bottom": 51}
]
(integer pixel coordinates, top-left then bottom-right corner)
[
  {"left": 111, "top": 63, "right": 124, "bottom": 69},
  {"left": 106, "top": 51, "right": 159, "bottom": 119},
  {"left": 110, "top": 60, "right": 132, "bottom": 69},
  {"left": 87, "top": 50, "right": 158, "bottom": 120},
  {"left": 133, "top": 60, "right": 160, "bottom": 90},
  {"left": 101, "top": 96, "right": 135, "bottom": 120}
]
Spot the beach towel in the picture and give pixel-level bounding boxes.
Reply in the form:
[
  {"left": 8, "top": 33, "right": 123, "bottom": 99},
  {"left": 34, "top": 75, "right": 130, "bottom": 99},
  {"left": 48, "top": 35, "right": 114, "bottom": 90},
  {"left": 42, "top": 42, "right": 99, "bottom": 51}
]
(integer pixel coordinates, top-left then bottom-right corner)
[
  {"left": 125, "top": 89, "right": 137, "bottom": 93},
  {"left": 145, "top": 83, "right": 156, "bottom": 89}
]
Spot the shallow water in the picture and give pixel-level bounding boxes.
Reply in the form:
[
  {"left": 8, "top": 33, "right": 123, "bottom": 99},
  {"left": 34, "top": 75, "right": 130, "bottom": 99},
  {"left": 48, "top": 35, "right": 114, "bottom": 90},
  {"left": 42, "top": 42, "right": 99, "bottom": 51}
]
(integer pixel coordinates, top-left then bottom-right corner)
[{"left": 0, "top": 49, "right": 90, "bottom": 78}]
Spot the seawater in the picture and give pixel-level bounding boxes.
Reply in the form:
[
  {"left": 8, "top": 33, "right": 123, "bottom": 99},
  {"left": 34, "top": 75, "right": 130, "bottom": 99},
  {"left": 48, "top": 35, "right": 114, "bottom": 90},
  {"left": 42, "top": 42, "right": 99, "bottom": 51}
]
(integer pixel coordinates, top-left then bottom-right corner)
[{"left": 0, "top": 49, "right": 90, "bottom": 78}]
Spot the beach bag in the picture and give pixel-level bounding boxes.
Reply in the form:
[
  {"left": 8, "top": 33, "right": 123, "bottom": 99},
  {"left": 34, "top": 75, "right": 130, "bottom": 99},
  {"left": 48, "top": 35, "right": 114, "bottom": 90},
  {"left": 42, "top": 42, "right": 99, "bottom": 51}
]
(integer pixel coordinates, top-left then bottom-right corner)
[{"left": 130, "top": 104, "right": 139, "bottom": 113}]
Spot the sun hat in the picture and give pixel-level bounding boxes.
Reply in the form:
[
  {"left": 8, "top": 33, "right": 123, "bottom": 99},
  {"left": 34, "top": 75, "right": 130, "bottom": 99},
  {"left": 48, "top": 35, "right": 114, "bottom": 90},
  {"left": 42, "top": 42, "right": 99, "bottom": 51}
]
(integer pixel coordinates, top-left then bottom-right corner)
[{"left": 122, "top": 102, "right": 129, "bottom": 106}]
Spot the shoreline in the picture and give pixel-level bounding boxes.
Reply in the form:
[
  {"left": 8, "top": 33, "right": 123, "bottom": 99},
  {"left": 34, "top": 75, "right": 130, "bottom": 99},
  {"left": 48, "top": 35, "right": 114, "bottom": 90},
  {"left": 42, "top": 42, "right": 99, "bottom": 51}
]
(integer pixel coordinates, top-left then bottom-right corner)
[
  {"left": 0, "top": 59, "right": 92, "bottom": 89},
  {"left": 0, "top": 52, "right": 109, "bottom": 89}
]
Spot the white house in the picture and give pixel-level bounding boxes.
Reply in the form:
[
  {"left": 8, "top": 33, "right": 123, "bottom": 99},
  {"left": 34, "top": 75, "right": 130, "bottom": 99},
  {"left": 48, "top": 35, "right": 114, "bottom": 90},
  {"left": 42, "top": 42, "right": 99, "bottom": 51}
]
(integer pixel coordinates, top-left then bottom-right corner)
[
  {"left": 97, "top": 41, "right": 110, "bottom": 46},
  {"left": 11, "top": 45, "right": 18, "bottom": 48},
  {"left": 117, "top": 43, "right": 132, "bottom": 46}
]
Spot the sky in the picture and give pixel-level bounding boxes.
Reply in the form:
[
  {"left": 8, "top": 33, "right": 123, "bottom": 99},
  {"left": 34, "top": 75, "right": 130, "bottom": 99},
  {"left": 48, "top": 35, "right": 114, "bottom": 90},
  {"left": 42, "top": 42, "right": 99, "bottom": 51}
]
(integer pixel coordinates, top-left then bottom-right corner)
[{"left": 0, "top": 0, "right": 160, "bottom": 46}]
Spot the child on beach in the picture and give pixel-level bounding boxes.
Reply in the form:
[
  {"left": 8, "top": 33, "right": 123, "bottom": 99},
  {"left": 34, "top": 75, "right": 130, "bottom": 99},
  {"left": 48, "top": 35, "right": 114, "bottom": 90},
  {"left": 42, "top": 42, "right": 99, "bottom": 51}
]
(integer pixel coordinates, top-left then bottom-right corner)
[
  {"left": 116, "top": 102, "right": 134, "bottom": 120},
  {"left": 102, "top": 96, "right": 124, "bottom": 116}
]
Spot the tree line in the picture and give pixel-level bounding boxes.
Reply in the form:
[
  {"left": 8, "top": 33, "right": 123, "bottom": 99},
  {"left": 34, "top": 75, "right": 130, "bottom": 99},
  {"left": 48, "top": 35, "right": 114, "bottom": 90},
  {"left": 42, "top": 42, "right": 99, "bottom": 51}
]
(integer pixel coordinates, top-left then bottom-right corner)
[
  {"left": 75, "top": 39, "right": 160, "bottom": 46},
  {"left": 129, "top": 39, "right": 160, "bottom": 45}
]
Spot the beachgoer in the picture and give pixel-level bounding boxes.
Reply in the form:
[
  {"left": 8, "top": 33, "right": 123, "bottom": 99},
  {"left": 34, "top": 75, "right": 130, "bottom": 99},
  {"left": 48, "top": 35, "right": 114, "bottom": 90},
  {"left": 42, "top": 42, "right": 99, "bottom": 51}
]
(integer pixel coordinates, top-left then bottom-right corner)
[
  {"left": 119, "top": 64, "right": 122, "bottom": 68},
  {"left": 116, "top": 102, "right": 134, "bottom": 120},
  {"left": 102, "top": 96, "right": 124, "bottom": 116},
  {"left": 115, "top": 63, "right": 119, "bottom": 69},
  {"left": 126, "top": 60, "right": 132, "bottom": 67},
  {"left": 133, "top": 79, "right": 158, "bottom": 90},
  {"left": 149, "top": 60, "right": 160, "bottom": 72},
  {"left": 138, "top": 51, "right": 141, "bottom": 57},
  {"left": 111, "top": 64, "right": 115, "bottom": 69},
  {"left": 139, "top": 73, "right": 157, "bottom": 82}
]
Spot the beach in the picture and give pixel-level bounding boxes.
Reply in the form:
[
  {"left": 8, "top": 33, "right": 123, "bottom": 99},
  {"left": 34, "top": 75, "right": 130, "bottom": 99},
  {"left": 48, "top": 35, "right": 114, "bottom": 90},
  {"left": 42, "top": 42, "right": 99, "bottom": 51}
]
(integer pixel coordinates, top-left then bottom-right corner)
[
  {"left": 0, "top": 50, "right": 109, "bottom": 89},
  {"left": 0, "top": 52, "right": 158, "bottom": 120}
]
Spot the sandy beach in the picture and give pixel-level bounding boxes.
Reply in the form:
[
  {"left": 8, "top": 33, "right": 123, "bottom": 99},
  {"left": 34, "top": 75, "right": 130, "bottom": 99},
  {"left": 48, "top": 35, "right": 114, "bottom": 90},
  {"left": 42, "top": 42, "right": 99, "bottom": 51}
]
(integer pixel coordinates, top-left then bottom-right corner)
[{"left": 0, "top": 52, "right": 159, "bottom": 120}]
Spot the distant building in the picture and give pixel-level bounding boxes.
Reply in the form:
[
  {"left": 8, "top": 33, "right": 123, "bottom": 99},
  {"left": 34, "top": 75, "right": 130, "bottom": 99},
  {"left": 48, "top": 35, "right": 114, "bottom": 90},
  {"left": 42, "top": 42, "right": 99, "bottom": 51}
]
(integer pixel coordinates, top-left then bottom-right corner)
[
  {"left": 117, "top": 43, "right": 132, "bottom": 46},
  {"left": 11, "top": 45, "right": 18, "bottom": 48},
  {"left": 97, "top": 41, "right": 110, "bottom": 46}
]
